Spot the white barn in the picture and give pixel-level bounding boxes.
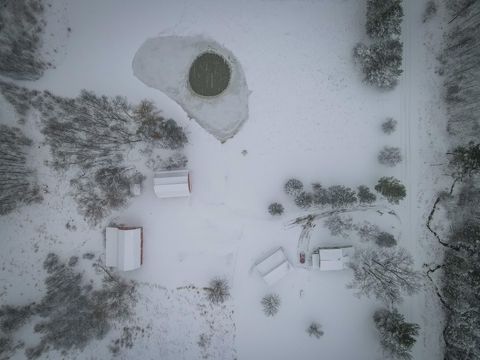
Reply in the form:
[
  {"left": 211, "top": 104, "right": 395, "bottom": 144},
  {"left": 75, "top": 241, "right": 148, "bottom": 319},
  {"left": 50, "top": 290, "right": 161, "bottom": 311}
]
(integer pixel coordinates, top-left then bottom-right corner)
[
  {"left": 254, "top": 247, "right": 292, "bottom": 286},
  {"left": 312, "top": 246, "right": 352, "bottom": 271},
  {"left": 154, "top": 170, "right": 191, "bottom": 198},
  {"left": 106, "top": 226, "right": 143, "bottom": 271}
]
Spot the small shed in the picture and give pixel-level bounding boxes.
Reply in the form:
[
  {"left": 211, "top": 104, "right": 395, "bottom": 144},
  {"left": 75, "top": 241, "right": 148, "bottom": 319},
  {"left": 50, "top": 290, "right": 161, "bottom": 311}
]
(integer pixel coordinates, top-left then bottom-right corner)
[
  {"left": 154, "top": 170, "right": 191, "bottom": 198},
  {"left": 313, "top": 246, "right": 352, "bottom": 271},
  {"left": 106, "top": 226, "right": 143, "bottom": 271},
  {"left": 254, "top": 247, "right": 292, "bottom": 286}
]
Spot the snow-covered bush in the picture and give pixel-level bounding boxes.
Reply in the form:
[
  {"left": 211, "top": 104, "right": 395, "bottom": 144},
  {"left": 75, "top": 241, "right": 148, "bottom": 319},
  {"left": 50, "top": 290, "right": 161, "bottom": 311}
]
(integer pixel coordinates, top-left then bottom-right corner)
[
  {"left": 0, "top": 0, "right": 49, "bottom": 80},
  {"left": 197, "top": 333, "right": 211, "bottom": 349},
  {"left": 306, "top": 322, "right": 324, "bottom": 339},
  {"left": 381, "top": 117, "right": 398, "bottom": 134},
  {"left": 374, "top": 177, "right": 406, "bottom": 204},
  {"left": 312, "top": 183, "right": 330, "bottom": 206},
  {"left": 378, "top": 146, "right": 402, "bottom": 167},
  {"left": 284, "top": 178, "right": 303, "bottom": 196},
  {"left": 268, "top": 202, "right": 284, "bottom": 216},
  {"left": 206, "top": 278, "right": 230, "bottom": 304},
  {"left": 327, "top": 185, "right": 357, "bottom": 208},
  {"left": 0, "top": 125, "right": 43, "bottom": 215},
  {"left": 146, "top": 153, "right": 188, "bottom": 171},
  {"left": 357, "top": 185, "right": 377, "bottom": 204},
  {"left": 373, "top": 308, "right": 419, "bottom": 360},
  {"left": 294, "top": 192, "right": 313, "bottom": 209},
  {"left": 348, "top": 247, "right": 421, "bottom": 304},
  {"left": 0, "top": 253, "right": 137, "bottom": 359},
  {"left": 357, "top": 222, "right": 381, "bottom": 242},
  {"left": 375, "top": 232, "right": 397, "bottom": 247},
  {"left": 354, "top": 40, "right": 403, "bottom": 89},
  {"left": 324, "top": 214, "right": 353, "bottom": 238},
  {"left": 422, "top": 1, "right": 437, "bottom": 23},
  {"left": 366, "top": 0, "right": 404, "bottom": 39},
  {"left": 261, "top": 294, "right": 281, "bottom": 317}
]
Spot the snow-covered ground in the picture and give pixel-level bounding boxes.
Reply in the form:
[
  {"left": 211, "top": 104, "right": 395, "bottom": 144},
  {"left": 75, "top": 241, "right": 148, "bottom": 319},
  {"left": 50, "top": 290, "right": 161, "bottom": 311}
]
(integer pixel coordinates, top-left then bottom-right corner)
[{"left": 0, "top": 0, "right": 452, "bottom": 359}]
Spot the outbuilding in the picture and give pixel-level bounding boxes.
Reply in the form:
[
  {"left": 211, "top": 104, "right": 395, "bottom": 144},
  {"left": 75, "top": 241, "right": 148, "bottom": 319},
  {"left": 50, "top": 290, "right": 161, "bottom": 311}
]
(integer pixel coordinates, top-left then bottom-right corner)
[
  {"left": 106, "top": 226, "right": 143, "bottom": 271},
  {"left": 254, "top": 247, "right": 292, "bottom": 286},
  {"left": 312, "top": 246, "right": 352, "bottom": 271},
  {"left": 154, "top": 170, "right": 191, "bottom": 198}
]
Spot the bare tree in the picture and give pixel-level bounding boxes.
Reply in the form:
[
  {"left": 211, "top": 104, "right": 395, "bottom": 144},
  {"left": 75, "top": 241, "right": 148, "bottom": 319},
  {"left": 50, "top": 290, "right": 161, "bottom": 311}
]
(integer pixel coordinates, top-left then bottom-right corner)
[
  {"left": 0, "top": 83, "right": 188, "bottom": 171},
  {"left": 0, "top": 0, "right": 49, "bottom": 80},
  {"left": 347, "top": 248, "right": 421, "bottom": 304},
  {"left": 70, "top": 167, "right": 145, "bottom": 226},
  {"left": 0, "top": 82, "right": 187, "bottom": 226},
  {"left": 0, "top": 125, "right": 42, "bottom": 215},
  {"left": 0, "top": 253, "right": 137, "bottom": 359},
  {"left": 441, "top": 1, "right": 480, "bottom": 143}
]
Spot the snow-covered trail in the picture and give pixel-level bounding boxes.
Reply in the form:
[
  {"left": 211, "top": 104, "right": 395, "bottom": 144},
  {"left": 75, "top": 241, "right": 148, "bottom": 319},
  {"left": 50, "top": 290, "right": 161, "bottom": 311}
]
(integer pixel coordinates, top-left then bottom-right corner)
[{"left": 401, "top": 0, "right": 449, "bottom": 358}]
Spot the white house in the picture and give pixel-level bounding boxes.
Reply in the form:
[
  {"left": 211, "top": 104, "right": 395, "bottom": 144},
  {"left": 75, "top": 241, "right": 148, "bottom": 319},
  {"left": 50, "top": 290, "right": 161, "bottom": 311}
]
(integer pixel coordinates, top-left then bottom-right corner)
[
  {"left": 153, "top": 170, "right": 191, "bottom": 198},
  {"left": 312, "top": 246, "right": 353, "bottom": 271},
  {"left": 254, "top": 247, "right": 292, "bottom": 286},
  {"left": 106, "top": 226, "right": 143, "bottom": 271}
]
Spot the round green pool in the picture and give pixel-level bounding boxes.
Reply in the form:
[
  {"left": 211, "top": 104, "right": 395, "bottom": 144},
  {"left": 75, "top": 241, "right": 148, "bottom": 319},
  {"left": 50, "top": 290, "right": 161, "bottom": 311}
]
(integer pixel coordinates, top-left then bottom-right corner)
[{"left": 188, "top": 52, "right": 231, "bottom": 97}]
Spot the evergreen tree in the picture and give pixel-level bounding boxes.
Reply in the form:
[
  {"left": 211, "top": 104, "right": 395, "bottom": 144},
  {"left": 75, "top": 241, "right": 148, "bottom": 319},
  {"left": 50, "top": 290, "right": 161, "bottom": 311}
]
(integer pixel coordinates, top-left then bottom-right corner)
[
  {"left": 354, "top": 39, "right": 403, "bottom": 89},
  {"left": 375, "top": 232, "right": 397, "bottom": 247},
  {"left": 206, "top": 278, "right": 230, "bottom": 304},
  {"left": 294, "top": 192, "right": 313, "bottom": 209},
  {"left": 366, "top": 0, "right": 404, "bottom": 39},
  {"left": 373, "top": 308, "right": 419, "bottom": 360},
  {"left": 306, "top": 322, "right": 324, "bottom": 339},
  {"left": 261, "top": 294, "right": 281, "bottom": 317},
  {"left": 382, "top": 118, "right": 398, "bottom": 134},
  {"left": 448, "top": 141, "right": 480, "bottom": 177},
  {"left": 284, "top": 178, "right": 304, "bottom": 196},
  {"left": 268, "top": 202, "right": 284, "bottom": 216},
  {"left": 374, "top": 177, "right": 406, "bottom": 204},
  {"left": 357, "top": 185, "right": 377, "bottom": 204},
  {"left": 312, "top": 182, "right": 330, "bottom": 206},
  {"left": 378, "top": 146, "right": 402, "bottom": 167}
]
